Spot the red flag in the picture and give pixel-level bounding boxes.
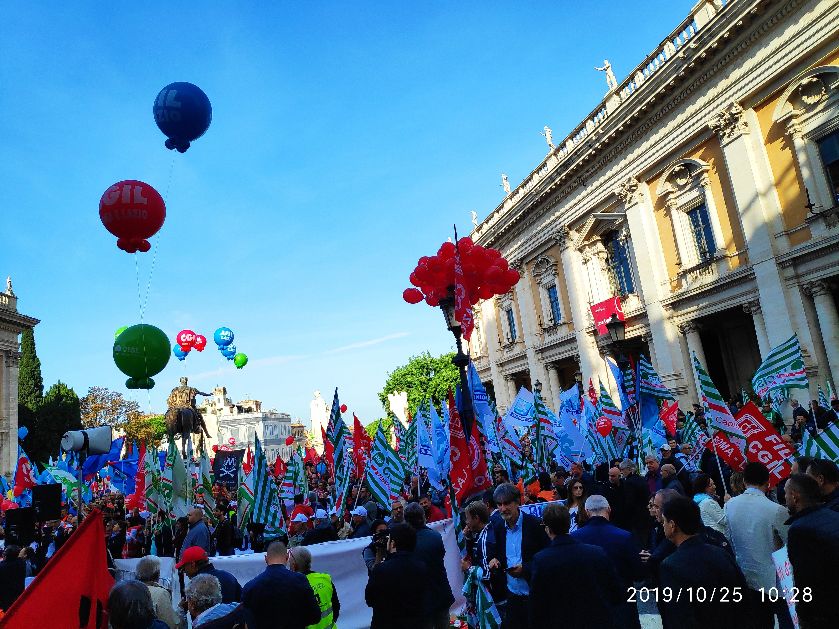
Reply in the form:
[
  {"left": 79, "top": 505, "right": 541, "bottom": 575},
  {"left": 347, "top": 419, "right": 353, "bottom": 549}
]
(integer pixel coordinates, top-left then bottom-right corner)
[
  {"left": 1, "top": 510, "right": 113, "bottom": 624},
  {"left": 321, "top": 426, "right": 335, "bottom": 479},
  {"left": 660, "top": 400, "right": 679, "bottom": 437},
  {"left": 13, "top": 448, "right": 38, "bottom": 497},
  {"left": 587, "top": 378, "right": 598, "bottom": 407},
  {"left": 703, "top": 432, "right": 747, "bottom": 472},
  {"left": 448, "top": 392, "right": 491, "bottom": 504},
  {"left": 273, "top": 455, "right": 287, "bottom": 479},
  {"left": 353, "top": 414, "right": 373, "bottom": 477},
  {"left": 304, "top": 447, "right": 319, "bottom": 465},
  {"left": 125, "top": 442, "right": 147, "bottom": 511},
  {"left": 736, "top": 402, "right": 794, "bottom": 488},
  {"left": 453, "top": 245, "right": 475, "bottom": 341},
  {"left": 468, "top": 414, "right": 491, "bottom": 495},
  {"left": 242, "top": 446, "right": 254, "bottom": 476}
]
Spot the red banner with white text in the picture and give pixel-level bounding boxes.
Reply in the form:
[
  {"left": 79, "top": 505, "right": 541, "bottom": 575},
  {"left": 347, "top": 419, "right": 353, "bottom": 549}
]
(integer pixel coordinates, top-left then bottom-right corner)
[{"left": 736, "top": 402, "right": 794, "bottom": 488}]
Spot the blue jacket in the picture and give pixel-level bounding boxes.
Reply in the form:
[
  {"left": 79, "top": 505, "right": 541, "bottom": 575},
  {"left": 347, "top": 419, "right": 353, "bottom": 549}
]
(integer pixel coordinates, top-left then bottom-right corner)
[
  {"left": 530, "top": 535, "right": 622, "bottom": 628},
  {"left": 490, "top": 510, "right": 549, "bottom": 601},
  {"left": 196, "top": 563, "right": 242, "bottom": 604},
  {"left": 242, "top": 564, "right": 321, "bottom": 629},
  {"left": 786, "top": 504, "right": 839, "bottom": 628},
  {"left": 181, "top": 520, "right": 211, "bottom": 556},
  {"left": 572, "top": 516, "right": 643, "bottom": 589}
]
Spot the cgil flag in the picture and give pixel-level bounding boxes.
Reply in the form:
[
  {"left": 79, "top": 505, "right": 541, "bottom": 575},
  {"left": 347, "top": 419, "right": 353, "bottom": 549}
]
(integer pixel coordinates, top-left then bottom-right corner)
[{"left": 751, "top": 335, "right": 808, "bottom": 400}]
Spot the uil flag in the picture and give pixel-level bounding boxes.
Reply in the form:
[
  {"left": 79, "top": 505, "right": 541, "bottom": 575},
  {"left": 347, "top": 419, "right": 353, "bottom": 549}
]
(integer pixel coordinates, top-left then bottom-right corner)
[
  {"left": 454, "top": 241, "right": 475, "bottom": 341},
  {"left": 250, "top": 436, "right": 285, "bottom": 535}
]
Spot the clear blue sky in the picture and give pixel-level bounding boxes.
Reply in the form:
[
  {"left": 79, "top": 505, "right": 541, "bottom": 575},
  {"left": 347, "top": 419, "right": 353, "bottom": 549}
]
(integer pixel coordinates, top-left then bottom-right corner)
[{"left": 1, "top": 1, "right": 693, "bottom": 427}]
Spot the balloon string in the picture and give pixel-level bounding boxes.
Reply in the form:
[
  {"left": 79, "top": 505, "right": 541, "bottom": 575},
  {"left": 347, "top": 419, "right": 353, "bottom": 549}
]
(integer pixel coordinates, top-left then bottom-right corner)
[
  {"left": 140, "top": 156, "right": 175, "bottom": 320},
  {"left": 135, "top": 253, "right": 143, "bottom": 321}
]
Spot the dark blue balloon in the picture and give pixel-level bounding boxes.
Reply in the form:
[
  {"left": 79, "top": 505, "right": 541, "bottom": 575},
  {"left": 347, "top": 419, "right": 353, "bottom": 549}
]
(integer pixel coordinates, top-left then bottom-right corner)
[{"left": 153, "top": 82, "right": 212, "bottom": 153}]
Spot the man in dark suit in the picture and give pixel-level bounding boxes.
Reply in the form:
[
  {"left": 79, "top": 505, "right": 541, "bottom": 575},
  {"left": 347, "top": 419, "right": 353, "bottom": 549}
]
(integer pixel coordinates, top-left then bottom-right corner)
[
  {"left": 618, "top": 459, "right": 651, "bottom": 550},
  {"left": 658, "top": 497, "right": 749, "bottom": 628},
  {"left": 806, "top": 458, "right": 839, "bottom": 511},
  {"left": 0, "top": 545, "right": 26, "bottom": 612},
  {"left": 404, "top": 502, "right": 454, "bottom": 628},
  {"left": 784, "top": 472, "right": 839, "bottom": 628},
  {"left": 572, "top": 495, "right": 643, "bottom": 629},
  {"left": 365, "top": 522, "right": 431, "bottom": 629},
  {"left": 241, "top": 540, "right": 321, "bottom": 629},
  {"left": 490, "top": 482, "right": 549, "bottom": 628},
  {"left": 530, "top": 503, "right": 622, "bottom": 628}
]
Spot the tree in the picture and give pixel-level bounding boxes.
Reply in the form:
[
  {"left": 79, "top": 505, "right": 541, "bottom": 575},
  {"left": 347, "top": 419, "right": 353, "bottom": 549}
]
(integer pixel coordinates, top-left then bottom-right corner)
[
  {"left": 364, "top": 417, "right": 393, "bottom": 440},
  {"left": 378, "top": 351, "right": 460, "bottom": 420},
  {"left": 17, "top": 328, "right": 44, "bottom": 430},
  {"left": 28, "top": 381, "right": 81, "bottom": 464},
  {"left": 80, "top": 386, "right": 141, "bottom": 431},
  {"left": 123, "top": 414, "right": 167, "bottom": 448}
]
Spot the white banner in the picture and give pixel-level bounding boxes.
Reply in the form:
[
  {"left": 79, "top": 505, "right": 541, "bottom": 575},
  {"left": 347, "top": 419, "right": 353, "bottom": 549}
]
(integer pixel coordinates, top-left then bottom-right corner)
[
  {"left": 116, "top": 519, "right": 466, "bottom": 629},
  {"left": 772, "top": 546, "right": 799, "bottom": 629}
]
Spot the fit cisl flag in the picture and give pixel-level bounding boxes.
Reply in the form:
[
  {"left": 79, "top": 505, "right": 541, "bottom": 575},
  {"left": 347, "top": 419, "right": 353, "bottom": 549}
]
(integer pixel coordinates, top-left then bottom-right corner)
[
  {"left": 212, "top": 448, "right": 245, "bottom": 490},
  {"left": 1, "top": 510, "right": 113, "bottom": 627},
  {"left": 736, "top": 402, "right": 794, "bottom": 488}
]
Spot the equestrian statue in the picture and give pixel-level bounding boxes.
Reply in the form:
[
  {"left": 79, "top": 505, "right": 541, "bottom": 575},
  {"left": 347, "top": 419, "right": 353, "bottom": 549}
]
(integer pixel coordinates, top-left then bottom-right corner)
[{"left": 165, "top": 376, "right": 212, "bottom": 456}]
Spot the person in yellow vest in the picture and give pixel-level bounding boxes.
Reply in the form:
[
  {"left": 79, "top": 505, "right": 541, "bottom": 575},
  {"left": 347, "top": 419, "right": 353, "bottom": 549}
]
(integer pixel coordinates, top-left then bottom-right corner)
[{"left": 287, "top": 546, "right": 340, "bottom": 629}]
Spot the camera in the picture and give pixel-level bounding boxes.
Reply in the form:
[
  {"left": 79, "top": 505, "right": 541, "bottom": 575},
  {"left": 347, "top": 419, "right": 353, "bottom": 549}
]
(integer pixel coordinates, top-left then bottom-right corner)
[{"left": 372, "top": 530, "right": 389, "bottom": 548}]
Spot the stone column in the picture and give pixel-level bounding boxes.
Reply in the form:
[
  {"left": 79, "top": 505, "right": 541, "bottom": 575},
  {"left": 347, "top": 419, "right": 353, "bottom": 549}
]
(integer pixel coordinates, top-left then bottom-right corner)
[
  {"left": 679, "top": 321, "right": 706, "bottom": 401},
  {"left": 479, "top": 302, "right": 506, "bottom": 410},
  {"left": 709, "top": 103, "right": 790, "bottom": 348},
  {"left": 803, "top": 280, "right": 839, "bottom": 386},
  {"left": 546, "top": 363, "right": 562, "bottom": 410},
  {"left": 743, "top": 300, "right": 770, "bottom": 360},
  {"left": 512, "top": 261, "right": 549, "bottom": 393},
  {"left": 504, "top": 375, "right": 518, "bottom": 407},
  {"left": 618, "top": 178, "right": 692, "bottom": 400},
  {"left": 557, "top": 227, "right": 605, "bottom": 385},
  {"left": 1, "top": 351, "right": 20, "bottom": 478}
]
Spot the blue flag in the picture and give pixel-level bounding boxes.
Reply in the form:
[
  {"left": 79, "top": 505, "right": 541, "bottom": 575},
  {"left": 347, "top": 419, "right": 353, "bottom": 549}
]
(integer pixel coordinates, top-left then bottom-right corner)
[
  {"left": 468, "top": 363, "right": 500, "bottom": 454},
  {"left": 81, "top": 437, "right": 125, "bottom": 481},
  {"left": 431, "top": 403, "right": 451, "bottom": 478}
]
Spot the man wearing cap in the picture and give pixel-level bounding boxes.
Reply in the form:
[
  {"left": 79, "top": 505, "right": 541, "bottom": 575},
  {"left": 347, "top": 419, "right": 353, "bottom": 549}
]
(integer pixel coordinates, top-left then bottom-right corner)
[
  {"left": 350, "top": 507, "right": 372, "bottom": 538},
  {"left": 181, "top": 507, "right": 212, "bottom": 557},
  {"left": 176, "top": 546, "right": 242, "bottom": 605},
  {"left": 302, "top": 509, "right": 338, "bottom": 546},
  {"left": 289, "top": 513, "right": 310, "bottom": 547}
]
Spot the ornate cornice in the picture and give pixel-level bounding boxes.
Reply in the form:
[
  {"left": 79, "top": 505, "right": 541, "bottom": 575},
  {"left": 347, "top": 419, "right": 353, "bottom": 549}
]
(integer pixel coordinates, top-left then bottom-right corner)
[
  {"left": 709, "top": 101, "right": 749, "bottom": 141},
  {"left": 802, "top": 279, "right": 833, "bottom": 298},
  {"left": 742, "top": 299, "right": 762, "bottom": 315}
]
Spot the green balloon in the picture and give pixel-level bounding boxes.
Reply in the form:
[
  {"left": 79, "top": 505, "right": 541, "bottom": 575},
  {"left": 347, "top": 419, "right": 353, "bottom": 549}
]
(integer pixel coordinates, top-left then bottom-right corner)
[
  {"left": 233, "top": 352, "right": 248, "bottom": 369},
  {"left": 114, "top": 326, "right": 129, "bottom": 339},
  {"left": 113, "top": 324, "right": 171, "bottom": 390}
]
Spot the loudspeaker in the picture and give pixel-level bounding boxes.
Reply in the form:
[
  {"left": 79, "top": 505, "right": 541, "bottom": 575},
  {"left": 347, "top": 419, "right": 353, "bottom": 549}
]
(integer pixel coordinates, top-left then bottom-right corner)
[
  {"left": 61, "top": 426, "right": 113, "bottom": 454},
  {"left": 5, "top": 507, "right": 36, "bottom": 546},
  {"left": 32, "top": 483, "right": 62, "bottom": 521}
]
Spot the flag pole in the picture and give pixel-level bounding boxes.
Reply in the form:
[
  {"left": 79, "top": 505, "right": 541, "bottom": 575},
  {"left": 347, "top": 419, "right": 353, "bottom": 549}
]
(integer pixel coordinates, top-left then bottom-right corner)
[{"left": 709, "top": 431, "right": 730, "bottom": 497}]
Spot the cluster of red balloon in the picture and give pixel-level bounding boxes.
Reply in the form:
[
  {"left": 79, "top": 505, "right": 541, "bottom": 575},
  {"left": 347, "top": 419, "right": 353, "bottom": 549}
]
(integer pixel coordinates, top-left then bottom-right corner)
[
  {"left": 105, "top": 83, "right": 213, "bottom": 390},
  {"left": 173, "top": 329, "right": 208, "bottom": 361},
  {"left": 402, "top": 237, "right": 520, "bottom": 306}
]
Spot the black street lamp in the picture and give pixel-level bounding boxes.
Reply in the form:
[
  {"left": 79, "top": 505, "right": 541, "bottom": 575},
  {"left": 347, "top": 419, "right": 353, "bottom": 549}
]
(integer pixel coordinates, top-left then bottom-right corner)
[
  {"left": 574, "top": 369, "right": 584, "bottom": 398},
  {"left": 439, "top": 287, "right": 475, "bottom": 434},
  {"left": 604, "top": 314, "right": 630, "bottom": 371}
]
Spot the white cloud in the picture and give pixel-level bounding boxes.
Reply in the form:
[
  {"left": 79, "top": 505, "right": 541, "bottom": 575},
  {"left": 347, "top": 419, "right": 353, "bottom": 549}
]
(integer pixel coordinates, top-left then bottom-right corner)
[{"left": 322, "top": 332, "right": 410, "bottom": 355}]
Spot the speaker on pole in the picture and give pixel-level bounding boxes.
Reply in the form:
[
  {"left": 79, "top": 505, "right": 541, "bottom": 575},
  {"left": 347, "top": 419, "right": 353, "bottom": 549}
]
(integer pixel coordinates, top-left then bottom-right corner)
[{"left": 60, "top": 426, "right": 113, "bottom": 455}]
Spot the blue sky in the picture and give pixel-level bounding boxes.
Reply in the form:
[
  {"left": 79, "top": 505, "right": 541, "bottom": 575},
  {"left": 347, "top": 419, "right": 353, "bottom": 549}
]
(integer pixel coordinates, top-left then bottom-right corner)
[{"left": 1, "top": 1, "right": 693, "bottom": 427}]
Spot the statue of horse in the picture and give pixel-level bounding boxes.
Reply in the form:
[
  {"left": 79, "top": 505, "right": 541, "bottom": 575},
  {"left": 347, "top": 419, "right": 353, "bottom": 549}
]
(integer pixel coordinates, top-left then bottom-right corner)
[{"left": 165, "top": 377, "right": 212, "bottom": 457}]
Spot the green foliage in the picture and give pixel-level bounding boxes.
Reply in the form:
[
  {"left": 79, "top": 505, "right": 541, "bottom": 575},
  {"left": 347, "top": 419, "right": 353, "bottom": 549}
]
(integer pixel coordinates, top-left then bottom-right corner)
[
  {"left": 364, "top": 417, "right": 393, "bottom": 440},
  {"left": 17, "top": 328, "right": 44, "bottom": 430},
  {"left": 378, "top": 351, "right": 459, "bottom": 420},
  {"left": 80, "top": 386, "right": 141, "bottom": 429},
  {"left": 27, "top": 381, "right": 81, "bottom": 464},
  {"left": 123, "top": 414, "right": 167, "bottom": 448}
]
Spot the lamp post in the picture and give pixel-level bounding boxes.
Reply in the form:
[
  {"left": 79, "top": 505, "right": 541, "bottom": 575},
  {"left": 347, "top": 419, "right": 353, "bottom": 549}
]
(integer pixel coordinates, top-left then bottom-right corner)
[
  {"left": 574, "top": 369, "right": 583, "bottom": 398},
  {"left": 439, "top": 287, "right": 475, "bottom": 434},
  {"left": 604, "top": 313, "right": 630, "bottom": 371}
]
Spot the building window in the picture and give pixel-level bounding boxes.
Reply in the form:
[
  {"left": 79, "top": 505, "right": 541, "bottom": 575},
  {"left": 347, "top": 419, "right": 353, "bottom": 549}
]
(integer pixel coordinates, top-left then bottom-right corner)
[
  {"left": 546, "top": 285, "right": 561, "bottom": 324},
  {"left": 817, "top": 130, "right": 839, "bottom": 205},
  {"left": 505, "top": 308, "right": 517, "bottom": 342},
  {"left": 686, "top": 204, "right": 716, "bottom": 262},
  {"left": 603, "top": 231, "right": 635, "bottom": 295}
]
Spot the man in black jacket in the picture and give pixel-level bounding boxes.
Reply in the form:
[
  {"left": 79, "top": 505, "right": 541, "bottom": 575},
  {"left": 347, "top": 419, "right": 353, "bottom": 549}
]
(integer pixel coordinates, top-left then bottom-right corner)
[
  {"left": 242, "top": 540, "right": 320, "bottom": 629},
  {"left": 658, "top": 497, "right": 749, "bottom": 628},
  {"left": 784, "top": 472, "right": 839, "bottom": 628},
  {"left": 806, "top": 458, "right": 839, "bottom": 511},
  {"left": 530, "top": 503, "right": 622, "bottom": 628},
  {"left": 405, "top": 502, "right": 454, "bottom": 628},
  {"left": 302, "top": 509, "right": 339, "bottom": 546},
  {"left": 0, "top": 545, "right": 26, "bottom": 612},
  {"left": 365, "top": 523, "right": 430, "bottom": 629},
  {"left": 618, "top": 459, "right": 651, "bottom": 550},
  {"left": 177, "top": 546, "right": 242, "bottom": 604},
  {"left": 212, "top": 506, "right": 236, "bottom": 556},
  {"left": 490, "top": 482, "right": 549, "bottom": 628}
]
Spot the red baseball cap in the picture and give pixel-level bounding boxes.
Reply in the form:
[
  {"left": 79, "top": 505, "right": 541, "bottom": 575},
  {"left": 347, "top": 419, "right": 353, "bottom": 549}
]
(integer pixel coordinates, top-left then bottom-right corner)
[{"left": 175, "top": 546, "right": 208, "bottom": 569}]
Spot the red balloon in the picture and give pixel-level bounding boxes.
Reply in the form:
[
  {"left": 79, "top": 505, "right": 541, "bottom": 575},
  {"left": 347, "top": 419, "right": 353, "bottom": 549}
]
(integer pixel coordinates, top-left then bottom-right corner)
[
  {"left": 99, "top": 180, "right": 166, "bottom": 253},
  {"left": 340, "top": 404, "right": 348, "bottom": 413},
  {"left": 478, "top": 285, "right": 494, "bottom": 300},
  {"left": 596, "top": 416, "right": 613, "bottom": 437},
  {"left": 495, "top": 258, "right": 509, "bottom": 272},
  {"left": 177, "top": 329, "right": 196, "bottom": 350},
  {"left": 457, "top": 237, "right": 473, "bottom": 252},
  {"left": 285, "top": 435, "right": 295, "bottom": 446},
  {"left": 211, "top": 444, "right": 219, "bottom": 453},
  {"left": 425, "top": 293, "right": 440, "bottom": 306},
  {"left": 193, "top": 334, "right": 207, "bottom": 351},
  {"left": 409, "top": 272, "right": 422, "bottom": 287},
  {"left": 486, "top": 266, "right": 503, "bottom": 282},
  {"left": 505, "top": 269, "right": 521, "bottom": 285},
  {"left": 403, "top": 288, "right": 424, "bottom": 304},
  {"left": 438, "top": 241, "right": 456, "bottom": 259}
]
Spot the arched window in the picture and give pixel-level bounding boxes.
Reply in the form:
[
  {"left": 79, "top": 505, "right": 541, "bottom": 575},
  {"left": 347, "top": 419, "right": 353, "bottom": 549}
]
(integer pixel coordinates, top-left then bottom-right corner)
[{"left": 603, "top": 230, "right": 635, "bottom": 295}]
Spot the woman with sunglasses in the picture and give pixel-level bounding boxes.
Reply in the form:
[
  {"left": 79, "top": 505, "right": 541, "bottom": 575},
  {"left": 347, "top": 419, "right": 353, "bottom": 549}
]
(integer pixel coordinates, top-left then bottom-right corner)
[{"left": 566, "top": 479, "right": 589, "bottom": 532}]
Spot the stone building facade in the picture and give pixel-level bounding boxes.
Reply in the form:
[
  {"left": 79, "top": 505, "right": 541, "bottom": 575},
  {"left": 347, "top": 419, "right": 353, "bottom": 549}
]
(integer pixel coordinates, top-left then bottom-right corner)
[
  {"left": 469, "top": 0, "right": 839, "bottom": 414},
  {"left": 0, "top": 279, "right": 39, "bottom": 477},
  {"left": 198, "top": 387, "right": 294, "bottom": 462}
]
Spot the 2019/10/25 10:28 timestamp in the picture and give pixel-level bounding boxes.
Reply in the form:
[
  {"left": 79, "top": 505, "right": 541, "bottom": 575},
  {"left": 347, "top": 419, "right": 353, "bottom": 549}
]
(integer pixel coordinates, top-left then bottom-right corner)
[
  {"left": 758, "top": 587, "right": 812, "bottom": 603},
  {"left": 626, "top": 587, "right": 812, "bottom": 603}
]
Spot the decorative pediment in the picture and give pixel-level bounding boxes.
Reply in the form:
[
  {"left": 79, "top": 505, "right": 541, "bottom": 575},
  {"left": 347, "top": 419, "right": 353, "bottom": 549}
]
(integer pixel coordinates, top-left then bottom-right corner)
[
  {"left": 772, "top": 65, "right": 839, "bottom": 123},
  {"left": 532, "top": 255, "right": 558, "bottom": 284},
  {"left": 571, "top": 211, "right": 627, "bottom": 251},
  {"left": 656, "top": 159, "right": 710, "bottom": 206}
]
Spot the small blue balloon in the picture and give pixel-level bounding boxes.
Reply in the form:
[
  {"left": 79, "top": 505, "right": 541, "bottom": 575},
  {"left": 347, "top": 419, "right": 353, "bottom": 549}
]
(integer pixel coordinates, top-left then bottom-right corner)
[
  {"left": 214, "top": 327, "right": 234, "bottom": 348},
  {"left": 18, "top": 426, "right": 28, "bottom": 440},
  {"left": 153, "top": 82, "right": 212, "bottom": 153},
  {"left": 222, "top": 344, "right": 237, "bottom": 358},
  {"left": 173, "top": 345, "right": 188, "bottom": 361}
]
